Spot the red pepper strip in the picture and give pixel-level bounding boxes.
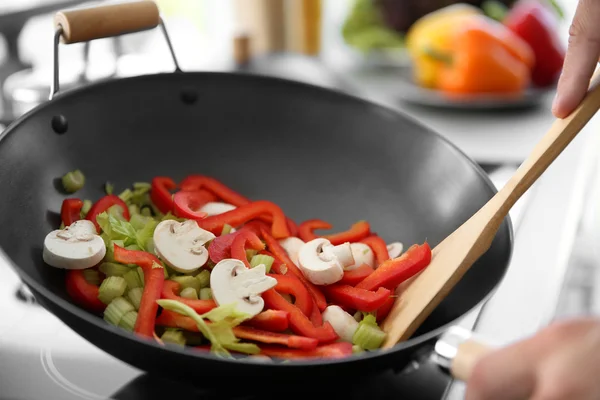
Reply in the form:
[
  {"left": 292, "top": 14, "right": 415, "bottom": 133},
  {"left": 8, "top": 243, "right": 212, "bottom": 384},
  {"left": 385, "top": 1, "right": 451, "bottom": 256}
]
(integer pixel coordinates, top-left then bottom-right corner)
[
  {"left": 340, "top": 264, "right": 375, "bottom": 286},
  {"left": 197, "top": 200, "right": 290, "bottom": 239},
  {"left": 268, "top": 273, "right": 313, "bottom": 317},
  {"left": 172, "top": 191, "right": 210, "bottom": 220},
  {"left": 86, "top": 195, "right": 130, "bottom": 232},
  {"left": 323, "top": 284, "right": 391, "bottom": 312},
  {"left": 262, "top": 289, "right": 338, "bottom": 343},
  {"left": 65, "top": 269, "right": 106, "bottom": 314},
  {"left": 286, "top": 218, "right": 299, "bottom": 238},
  {"left": 360, "top": 235, "right": 390, "bottom": 266},
  {"left": 150, "top": 177, "right": 177, "bottom": 215},
  {"left": 244, "top": 310, "right": 289, "bottom": 332},
  {"left": 180, "top": 175, "right": 251, "bottom": 207},
  {"left": 325, "top": 221, "right": 371, "bottom": 245},
  {"left": 231, "top": 230, "right": 265, "bottom": 268},
  {"left": 376, "top": 297, "right": 395, "bottom": 323},
  {"left": 113, "top": 246, "right": 165, "bottom": 338},
  {"left": 242, "top": 220, "right": 271, "bottom": 235},
  {"left": 260, "top": 227, "right": 327, "bottom": 311},
  {"left": 259, "top": 342, "right": 353, "bottom": 359},
  {"left": 207, "top": 231, "right": 242, "bottom": 263},
  {"left": 161, "top": 280, "right": 217, "bottom": 314},
  {"left": 356, "top": 242, "right": 432, "bottom": 291},
  {"left": 298, "top": 219, "right": 332, "bottom": 242},
  {"left": 61, "top": 198, "right": 83, "bottom": 226},
  {"left": 155, "top": 309, "right": 198, "bottom": 331},
  {"left": 232, "top": 326, "right": 318, "bottom": 350},
  {"left": 309, "top": 303, "right": 323, "bottom": 326}
]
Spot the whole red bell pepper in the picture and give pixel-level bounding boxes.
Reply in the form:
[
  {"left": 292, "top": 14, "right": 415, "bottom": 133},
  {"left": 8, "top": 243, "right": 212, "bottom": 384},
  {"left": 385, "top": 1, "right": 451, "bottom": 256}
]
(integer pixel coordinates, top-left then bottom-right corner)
[
  {"left": 86, "top": 195, "right": 130, "bottom": 232},
  {"left": 504, "top": 0, "right": 565, "bottom": 87},
  {"left": 65, "top": 269, "right": 106, "bottom": 314},
  {"left": 244, "top": 310, "right": 289, "bottom": 332},
  {"left": 161, "top": 280, "right": 217, "bottom": 314},
  {"left": 232, "top": 326, "right": 318, "bottom": 350},
  {"left": 325, "top": 221, "right": 371, "bottom": 245},
  {"left": 323, "top": 284, "right": 391, "bottom": 312},
  {"left": 268, "top": 273, "right": 313, "bottom": 317},
  {"left": 262, "top": 289, "right": 338, "bottom": 343},
  {"left": 180, "top": 175, "right": 251, "bottom": 207},
  {"left": 298, "top": 219, "right": 332, "bottom": 242},
  {"left": 113, "top": 246, "right": 165, "bottom": 338},
  {"left": 150, "top": 177, "right": 177, "bottom": 215},
  {"left": 61, "top": 198, "right": 83, "bottom": 226},
  {"left": 197, "top": 200, "right": 290, "bottom": 239},
  {"left": 259, "top": 342, "right": 353, "bottom": 359},
  {"left": 375, "top": 297, "right": 395, "bottom": 323},
  {"left": 172, "top": 191, "right": 211, "bottom": 220},
  {"left": 340, "top": 264, "right": 374, "bottom": 286},
  {"left": 361, "top": 235, "right": 390, "bottom": 266},
  {"left": 356, "top": 242, "right": 432, "bottom": 292},
  {"left": 260, "top": 227, "right": 327, "bottom": 311},
  {"left": 231, "top": 230, "right": 265, "bottom": 268}
]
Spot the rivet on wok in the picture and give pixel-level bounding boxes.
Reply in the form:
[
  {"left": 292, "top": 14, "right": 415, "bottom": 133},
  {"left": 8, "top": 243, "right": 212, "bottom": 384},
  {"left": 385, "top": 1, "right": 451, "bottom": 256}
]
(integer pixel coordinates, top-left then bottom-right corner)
[
  {"left": 180, "top": 90, "right": 198, "bottom": 105},
  {"left": 51, "top": 115, "right": 68, "bottom": 134}
]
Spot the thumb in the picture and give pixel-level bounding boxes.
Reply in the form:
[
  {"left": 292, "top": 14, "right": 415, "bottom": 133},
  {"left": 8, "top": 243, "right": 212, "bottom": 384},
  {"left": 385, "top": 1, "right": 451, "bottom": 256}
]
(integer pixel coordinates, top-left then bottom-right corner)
[{"left": 552, "top": 0, "right": 600, "bottom": 118}]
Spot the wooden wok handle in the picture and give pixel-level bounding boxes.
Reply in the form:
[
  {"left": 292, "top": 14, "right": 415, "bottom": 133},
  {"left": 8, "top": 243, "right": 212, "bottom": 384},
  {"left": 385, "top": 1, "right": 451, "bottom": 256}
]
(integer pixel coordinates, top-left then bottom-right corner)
[{"left": 55, "top": 1, "right": 160, "bottom": 44}]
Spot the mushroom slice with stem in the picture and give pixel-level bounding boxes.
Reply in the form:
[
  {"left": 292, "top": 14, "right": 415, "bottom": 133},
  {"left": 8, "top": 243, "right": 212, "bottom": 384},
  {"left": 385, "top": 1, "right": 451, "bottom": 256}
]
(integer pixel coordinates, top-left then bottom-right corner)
[
  {"left": 298, "top": 238, "right": 355, "bottom": 285},
  {"left": 43, "top": 220, "right": 106, "bottom": 270}
]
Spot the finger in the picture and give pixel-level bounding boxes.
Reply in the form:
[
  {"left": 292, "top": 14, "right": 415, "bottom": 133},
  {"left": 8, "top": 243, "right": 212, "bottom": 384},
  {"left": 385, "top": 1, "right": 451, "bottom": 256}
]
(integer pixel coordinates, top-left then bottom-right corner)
[
  {"left": 552, "top": 0, "right": 600, "bottom": 118},
  {"left": 465, "top": 338, "right": 540, "bottom": 400}
]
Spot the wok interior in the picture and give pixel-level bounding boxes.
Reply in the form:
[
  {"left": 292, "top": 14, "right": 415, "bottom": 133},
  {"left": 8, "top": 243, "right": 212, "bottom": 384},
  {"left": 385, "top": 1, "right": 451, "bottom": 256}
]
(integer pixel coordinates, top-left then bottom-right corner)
[{"left": 0, "top": 73, "right": 511, "bottom": 358}]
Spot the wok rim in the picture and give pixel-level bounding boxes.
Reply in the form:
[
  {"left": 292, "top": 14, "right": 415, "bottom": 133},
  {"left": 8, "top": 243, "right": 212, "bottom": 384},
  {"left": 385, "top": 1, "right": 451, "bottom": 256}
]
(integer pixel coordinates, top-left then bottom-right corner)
[{"left": 0, "top": 71, "right": 514, "bottom": 369}]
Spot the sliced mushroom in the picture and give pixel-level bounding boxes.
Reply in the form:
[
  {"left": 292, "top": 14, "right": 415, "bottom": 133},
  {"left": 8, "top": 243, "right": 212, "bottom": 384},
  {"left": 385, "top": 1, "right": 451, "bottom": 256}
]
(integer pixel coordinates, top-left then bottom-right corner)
[
  {"left": 387, "top": 242, "right": 404, "bottom": 259},
  {"left": 199, "top": 202, "right": 236, "bottom": 216},
  {"left": 153, "top": 219, "right": 215, "bottom": 273},
  {"left": 210, "top": 258, "right": 277, "bottom": 317},
  {"left": 322, "top": 305, "right": 359, "bottom": 343},
  {"left": 43, "top": 220, "right": 106, "bottom": 270},
  {"left": 345, "top": 243, "right": 376, "bottom": 271},
  {"left": 297, "top": 238, "right": 353, "bottom": 285},
  {"left": 277, "top": 237, "right": 305, "bottom": 265}
]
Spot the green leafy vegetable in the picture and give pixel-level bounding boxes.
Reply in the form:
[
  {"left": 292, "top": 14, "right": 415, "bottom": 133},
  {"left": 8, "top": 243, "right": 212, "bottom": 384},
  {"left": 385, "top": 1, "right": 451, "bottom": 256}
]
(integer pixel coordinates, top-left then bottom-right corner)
[
  {"left": 96, "top": 212, "right": 158, "bottom": 251},
  {"left": 342, "top": 0, "right": 405, "bottom": 52}
]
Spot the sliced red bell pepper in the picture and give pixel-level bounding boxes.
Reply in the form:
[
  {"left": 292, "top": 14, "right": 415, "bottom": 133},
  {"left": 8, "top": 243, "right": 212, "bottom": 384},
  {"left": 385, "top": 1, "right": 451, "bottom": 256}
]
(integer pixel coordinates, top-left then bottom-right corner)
[
  {"left": 259, "top": 342, "right": 353, "bottom": 359},
  {"left": 286, "top": 218, "right": 299, "bottom": 238},
  {"left": 207, "top": 230, "right": 241, "bottom": 263},
  {"left": 260, "top": 227, "right": 327, "bottom": 311},
  {"left": 231, "top": 230, "right": 265, "bottom": 268},
  {"left": 268, "top": 273, "right": 313, "bottom": 317},
  {"left": 172, "top": 191, "right": 210, "bottom": 220},
  {"left": 180, "top": 175, "right": 251, "bottom": 207},
  {"left": 298, "top": 219, "right": 332, "bottom": 242},
  {"left": 309, "top": 303, "right": 323, "bottom": 326},
  {"left": 232, "top": 326, "right": 318, "bottom": 350},
  {"left": 356, "top": 242, "right": 432, "bottom": 291},
  {"left": 86, "top": 195, "right": 130, "bottom": 232},
  {"left": 262, "top": 289, "right": 338, "bottom": 343},
  {"left": 161, "top": 280, "right": 217, "bottom": 314},
  {"left": 340, "top": 264, "right": 375, "bottom": 286},
  {"left": 323, "top": 284, "right": 391, "bottom": 312},
  {"left": 243, "top": 220, "right": 271, "bottom": 235},
  {"left": 197, "top": 200, "right": 290, "bottom": 239},
  {"left": 65, "top": 269, "right": 106, "bottom": 314},
  {"left": 61, "top": 198, "right": 83, "bottom": 226},
  {"left": 325, "top": 221, "right": 371, "bottom": 245},
  {"left": 244, "top": 310, "right": 289, "bottom": 332},
  {"left": 360, "top": 235, "right": 390, "bottom": 266},
  {"left": 155, "top": 309, "right": 197, "bottom": 331},
  {"left": 113, "top": 246, "right": 165, "bottom": 338},
  {"left": 150, "top": 177, "right": 177, "bottom": 215},
  {"left": 375, "top": 297, "right": 395, "bottom": 323}
]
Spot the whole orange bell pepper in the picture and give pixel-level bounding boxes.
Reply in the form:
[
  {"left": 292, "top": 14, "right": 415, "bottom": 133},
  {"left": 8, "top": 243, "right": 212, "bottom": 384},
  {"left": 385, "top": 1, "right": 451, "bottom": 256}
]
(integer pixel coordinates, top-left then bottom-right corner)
[{"left": 436, "top": 15, "right": 535, "bottom": 95}]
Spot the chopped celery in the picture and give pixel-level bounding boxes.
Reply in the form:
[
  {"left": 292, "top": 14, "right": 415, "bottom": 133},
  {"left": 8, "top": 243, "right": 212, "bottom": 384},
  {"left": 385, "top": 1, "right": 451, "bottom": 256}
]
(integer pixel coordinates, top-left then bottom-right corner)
[
  {"left": 352, "top": 314, "right": 386, "bottom": 350},
  {"left": 103, "top": 297, "right": 135, "bottom": 326},
  {"left": 352, "top": 345, "right": 364, "bottom": 354},
  {"left": 127, "top": 287, "right": 143, "bottom": 310},
  {"left": 145, "top": 238, "right": 156, "bottom": 255},
  {"left": 128, "top": 204, "right": 140, "bottom": 216},
  {"left": 199, "top": 288, "right": 213, "bottom": 300},
  {"left": 82, "top": 269, "right": 101, "bottom": 286},
  {"left": 250, "top": 254, "right": 274, "bottom": 273},
  {"left": 98, "top": 276, "right": 128, "bottom": 304},
  {"left": 171, "top": 276, "right": 201, "bottom": 292},
  {"left": 220, "top": 224, "right": 233, "bottom": 236},
  {"left": 103, "top": 239, "right": 124, "bottom": 262},
  {"left": 99, "top": 262, "right": 130, "bottom": 277},
  {"left": 161, "top": 212, "right": 183, "bottom": 222},
  {"left": 161, "top": 329, "right": 186, "bottom": 346},
  {"left": 108, "top": 205, "right": 126, "bottom": 221},
  {"left": 134, "top": 218, "right": 158, "bottom": 251},
  {"left": 245, "top": 249, "right": 258, "bottom": 260},
  {"left": 137, "top": 267, "right": 145, "bottom": 285},
  {"left": 81, "top": 199, "right": 93, "bottom": 217},
  {"left": 195, "top": 269, "right": 210, "bottom": 288},
  {"left": 140, "top": 207, "right": 152, "bottom": 217},
  {"left": 118, "top": 188, "right": 133, "bottom": 203},
  {"left": 123, "top": 269, "right": 144, "bottom": 290},
  {"left": 130, "top": 214, "right": 152, "bottom": 230},
  {"left": 180, "top": 287, "right": 198, "bottom": 300},
  {"left": 59, "top": 222, "right": 65, "bottom": 230},
  {"left": 224, "top": 342, "right": 260, "bottom": 355},
  {"left": 133, "top": 182, "right": 151, "bottom": 191},
  {"left": 125, "top": 244, "right": 142, "bottom": 251},
  {"left": 98, "top": 211, "right": 157, "bottom": 251},
  {"left": 105, "top": 182, "right": 114, "bottom": 195},
  {"left": 118, "top": 310, "right": 138, "bottom": 332},
  {"left": 61, "top": 170, "right": 85, "bottom": 193}
]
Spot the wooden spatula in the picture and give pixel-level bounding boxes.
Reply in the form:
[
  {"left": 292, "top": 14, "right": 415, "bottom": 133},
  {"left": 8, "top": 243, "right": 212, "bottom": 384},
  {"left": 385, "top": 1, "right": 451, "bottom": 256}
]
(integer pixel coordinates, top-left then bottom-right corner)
[{"left": 381, "top": 69, "right": 600, "bottom": 355}]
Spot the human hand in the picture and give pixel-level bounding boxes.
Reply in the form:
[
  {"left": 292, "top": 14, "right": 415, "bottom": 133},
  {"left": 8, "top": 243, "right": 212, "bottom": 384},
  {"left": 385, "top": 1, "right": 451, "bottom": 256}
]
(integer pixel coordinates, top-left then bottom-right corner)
[
  {"left": 465, "top": 318, "right": 600, "bottom": 399},
  {"left": 552, "top": 0, "right": 600, "bottom": 118}
]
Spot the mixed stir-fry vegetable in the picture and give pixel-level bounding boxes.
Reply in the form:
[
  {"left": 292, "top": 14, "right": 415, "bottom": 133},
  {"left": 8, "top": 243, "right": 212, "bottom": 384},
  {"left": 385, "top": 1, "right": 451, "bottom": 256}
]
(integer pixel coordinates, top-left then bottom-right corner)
[{"left": 43, "top": 172, "right": 432, "bottom": 360}]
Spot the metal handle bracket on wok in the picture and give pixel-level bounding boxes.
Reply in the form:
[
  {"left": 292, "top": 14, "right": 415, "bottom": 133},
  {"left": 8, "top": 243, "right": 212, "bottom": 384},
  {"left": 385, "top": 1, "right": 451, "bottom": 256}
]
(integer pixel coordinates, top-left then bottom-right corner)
[{"left": 50, "top": 0, "right": 181, "bottom": 99}]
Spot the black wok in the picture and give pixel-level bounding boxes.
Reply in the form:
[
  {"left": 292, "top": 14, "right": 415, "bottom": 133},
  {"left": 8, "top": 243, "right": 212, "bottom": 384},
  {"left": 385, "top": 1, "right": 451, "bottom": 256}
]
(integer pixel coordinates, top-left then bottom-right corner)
[{"left": 0, "top": 1, "right": 512, "bottom": 385}]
